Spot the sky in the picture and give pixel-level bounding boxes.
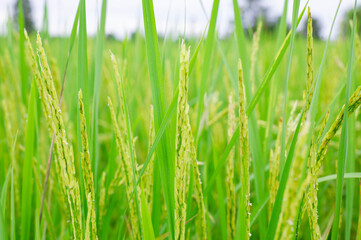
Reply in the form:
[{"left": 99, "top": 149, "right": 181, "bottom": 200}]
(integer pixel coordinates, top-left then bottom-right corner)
[{"left": 0, "top": 0, "right": 359, "bottom": 40}]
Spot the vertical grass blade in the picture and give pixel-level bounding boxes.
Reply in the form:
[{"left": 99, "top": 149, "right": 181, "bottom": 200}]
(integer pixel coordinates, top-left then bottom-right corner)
[
  {"left": 279, "top": 0, "right": 300, "bottom": 171},
  {"left": 141, "top": 190, "right": 155, "bottom": 240},
  {"left": 245, "top": 2, "right": 308, "bottom": 115},
  {"left": 78, "top": 0, "right": 89, "bottom": 113},
  {"left": 79, "top": 90, "right": 97, "bottom": 239},
  {"left": 142, "top": 0, "right": 174, "bottom": 237},
  {"left": 194, "top": 0, "right": 220, "bottom": 140},
  {"left": 117, "top": 56, "right": 143, "bottom": 237},
  {"left": 265, "top": 110, "right": 304, "bottom": 240},
  {"left": 0, "top": 201, "right": 8, "bottom": 240},
  {"left": 232, "top": 0, "right": 267, "bottom": 235},
  {"left": 345, "top": 110, "right": 355, "bottom": 240},
  {"left": 21, "top": 79, "right": 37, "bottom": 240},
  {"left": 331, "top": 1, "right": 357, "bottom": 238},
  {"left": 18, "top": 0, "right": 27, "bottom": 104},
  {"left": 91, "top": 0, "right": 107, "bottom": 206},
  {"left": 41, "top": 0, "right": 49, "bottom": 39},
  {"left": 235, "top": 60, "right": 251, "bottom": 240},
  {"left": 357, "top": 181, "right": 361, "bottom": 240},
  {"left": 226, "top": 94, "right": 236, "bottom": 239},
  {"left": 77, "top": 0, "right": 89, "bottom": 225},
  {"left": 309, "top": 1, "right": 342, "bottom": 126},
  {"left": 0, "top": 170, "right": 10, "bottom": 240},
  {"left": 264, "top": 0, "right": 289, "bottom": 155},
  {"left": 10, "top": 165, "right": 15, "bottom": 240}
]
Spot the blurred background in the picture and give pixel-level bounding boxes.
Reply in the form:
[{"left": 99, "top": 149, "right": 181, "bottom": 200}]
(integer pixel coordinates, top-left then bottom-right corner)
[{"left": 0, "top": 0, "right": 361, "bottom": 40}]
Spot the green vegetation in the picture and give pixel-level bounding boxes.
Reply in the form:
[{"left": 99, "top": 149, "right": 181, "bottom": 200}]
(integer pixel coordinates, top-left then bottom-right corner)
[{"left": 0, "top": 0, "right": 361, "bottom": 239}]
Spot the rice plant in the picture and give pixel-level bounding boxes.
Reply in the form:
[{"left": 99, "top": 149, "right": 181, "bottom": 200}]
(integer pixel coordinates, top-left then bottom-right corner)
[{"left": 0, "top": 0, "right": 361, "bottom": 239}]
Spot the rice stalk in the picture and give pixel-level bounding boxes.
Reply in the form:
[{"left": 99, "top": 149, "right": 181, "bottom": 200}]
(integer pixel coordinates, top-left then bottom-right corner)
[
  {"left": 226, "top": 94, "right": 236, "bottom": 240},
  {"left": 237, "top": 59, "right": 251, "bottom": 240},
  {"left": 1, "top": 99, "right": 14, "bottom": 156},
  {"left": 275, "top": 10, "right": 315, "bottom": 238},
  {"left": 142, "top": 105, "right": 155, "bottom": 213},
  {"left": 79, "top": 90, "right": 97, "bottom": 240},
  {"left": 280, "top": 174, "right": 311, "bottom": 240},
  {"left": 317, "top": 86, "right": 361, "bottom": 163},
  {"left": 304, "top": 8, "right": 315, "bottom": 116},
  {"left": 355, "top": 25, "right": 361, "bottom": 67},
  {"left": 356, "top": 181, "right": 361, "bottom": 240},
  {"left": 305, "top": 111, "right": 329, "bottom": 240},
  {"left": 107, "top": 96, "right": 140, "bottom": 239},
  {"left": 174, "top": 42, "right": 192, "bottom": 240},
  {"left": 190, "top": 130, "right": 207, "bottom": 240},
  {"left": 25, "top": 31, "right": 83, "bottom": 239},
  {"left": 268, "top": 118, "right": 282, "bottom": 218},
  {"left": 306, "top": 136, "right": 321, "bottom": 240},
  {"left": 98, "top": 172, "right": 107, "bottom": 226},
  {"left": 85, "top": 193, "right": 93, "bottom": 240},
  {"left": 250, "top": 21, "right": 262, "bottom": 94}
]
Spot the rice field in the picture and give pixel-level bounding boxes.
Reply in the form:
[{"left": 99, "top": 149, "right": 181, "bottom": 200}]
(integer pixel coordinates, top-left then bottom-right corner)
[{"left": 1, "top": 0, "right": 361, "bottom": 239}]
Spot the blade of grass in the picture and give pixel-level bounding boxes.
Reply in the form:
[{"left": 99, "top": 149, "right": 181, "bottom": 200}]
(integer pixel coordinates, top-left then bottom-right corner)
[
  {"left": 279, "top": 0, "right": 300, "bottom": 173},
  {"left": 195, "top": 0, "right": 220, "bottom": 140},
  {"left": 265, "top": 110, "right": 304, "bottom": 240},
  {"left": 345, "top": 75, "right": 356, "bottom": 240},
  {"left": 189, "top": 29, "right": 206, "bottom": 74},
  {"left": 76, "top": 0, "right": 89, "bottom": 227},
  {"left": 129, "top": 41, "right": 204, "bottom": 231},
  {"left": 263, "top": 1, "right": 309, "bottom": 238},
  {"left": 232, "top": 0, "right": 268, "bottom": 235},
  {"left": 91, "top": 0, "right": 107, "bottom": 213},
  {"left": 245, "top": 2, "right": 308, "bottom": 115},
  {"left": 132, "top": 38, "right": 202, "bottom": 199},
  {"left": 213, "top": 147, "right": 227, "bottom": 239},
  {"left": 116, "top": 55, "right": 143, "bottom": 235},
  {"left": 126, "top": 36, "right": 208, "bottom": 231},
  {"left": 10, "top": 164, "right": 15, "bottom": 240},
  {"left": 0, "top": 201, "right": 8, "bottom": 240},
  {"left": 78, "top": 0, "right": 89, "bottom": 116},
  {"left": 18, "top": 0, "right": 27, "bottom": 104},
  {"left": 0, "top": 169, "right": 10, "bottom": 240},
  {"left": 204, "top": 127, "right": 239, "bottom": 195},
  {"left": 357, "top": 181, "right": 361, "bottom": 240},
  {"left": 142, "top": 1, "right": 175, "bottom": 237},
  {"left": 0, "top": 169, "right": 10, "bottom": 217},
  {"left": 217, "top": 41, "right": 237, "bottom": 98},
  {"left": 21, "top": 79, "right": 37, "bottom": 240},
  {"left": 318, "top": 172, "right": 361, "bottom": 183},
  {"left": 250, "top": 195, "right": 270, "bottom": 227},
  {"left": 264, "top": 0, "right": 289, "bottom": 155},
  {"left": 41, "top": 0, "right": 49, "bottom": 39},
  {"left": 331, "top": 1, "right": 357, "bottom": 238},
  {"left": 309, "top": 0, "right": 342, "bottom": 125},
  {"left": 141, "top": 189, "right": 156, "bottom": 240}
]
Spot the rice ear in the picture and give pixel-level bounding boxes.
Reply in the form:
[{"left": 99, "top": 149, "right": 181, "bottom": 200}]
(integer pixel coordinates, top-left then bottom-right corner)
[{"left": 237, "top": 59, "right": 251, "bottom": 240}]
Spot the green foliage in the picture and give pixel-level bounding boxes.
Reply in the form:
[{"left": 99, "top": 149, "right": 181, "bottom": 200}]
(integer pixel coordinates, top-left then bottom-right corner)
[{"left": 0, "top": 1, "right": 361, "bottom": 239}]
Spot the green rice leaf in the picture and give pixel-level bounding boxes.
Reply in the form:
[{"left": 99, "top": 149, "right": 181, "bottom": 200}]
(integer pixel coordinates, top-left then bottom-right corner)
[
  {"left": 21, "top": 79, "right": 37, "bottom": 240},
  {"left": 245, "top": 1, "right": 308, "bottom": 115},
  {"left": 331, "top": 1, "right": 357, "bottom": 238},
  {"left": 142, "top": 0, "right": 175, "bottom": 236},
  {"left": 265, "top": 110, "right": 304, "bottom": 239},
  {"left": 91, "top": 0, "right": 108, "bottom": 204},
  {"left": 318, "top": 172, "right": 361, "bottom": 183},
  {"left": 18, "top": 0, "right": 27, "bottom": 104},
  {"left": 141, "top": 190, "right": 156, "bottom": 240},
  {"left": 195, "top": 0, "right": 220, "bottom": 140}
]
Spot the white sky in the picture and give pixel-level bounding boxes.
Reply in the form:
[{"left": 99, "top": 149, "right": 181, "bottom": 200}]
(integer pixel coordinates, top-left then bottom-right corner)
[{"left": 0, "top": 0, "right": 359, "bottom": 39}]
